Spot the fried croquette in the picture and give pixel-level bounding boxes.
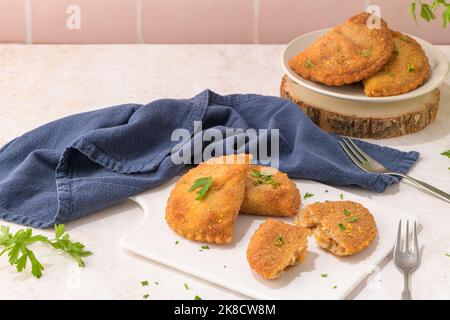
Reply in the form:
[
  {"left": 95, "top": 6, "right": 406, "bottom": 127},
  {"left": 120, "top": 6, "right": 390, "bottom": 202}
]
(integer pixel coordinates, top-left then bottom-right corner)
[
  {"left": 363, "top": 31, "right": 430, "bottom": 97},
  {"left": 240, "top": 165, "right": 300, "bottom": 217},
  {"left": 247, "top": 219, "right": 309, "bottom": 280},
  {"left": 289, "top": 12, "right": 394, "bottom": 86},
  {"left": 165, "top": 154, "right": 251, "bottom": 244},
  {"left": 296, "top": 201, "right": 377, "bottom": 256}
]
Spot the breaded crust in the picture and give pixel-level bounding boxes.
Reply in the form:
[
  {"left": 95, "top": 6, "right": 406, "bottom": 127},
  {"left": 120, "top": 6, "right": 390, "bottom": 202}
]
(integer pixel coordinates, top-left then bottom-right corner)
[
  {"left": 165, "top": 154, "right": 251, "bottom": 244},
  {"left": 363, "top": 31, "right": 430, "bottom": 97},
  {"left": 296, "top": 201, "right": 377, "bottom": 256},
  {"left": 247, "top": 219, "right": 309, "bottom": 280},
  {"left": 289, "top": 12, "right": 394, "bottom": 86},
  {"left": 240, "top": 165, "right": 301, "bottom": 217}
]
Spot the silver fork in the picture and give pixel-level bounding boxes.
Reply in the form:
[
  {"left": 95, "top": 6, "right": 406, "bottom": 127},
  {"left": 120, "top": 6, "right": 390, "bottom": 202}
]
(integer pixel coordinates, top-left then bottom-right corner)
[
  {"left": 339, "top": 137, "right": 450, "bottom": 203},
  {"left": 394, "top": 220, "right": 419, "bottom": 300}
]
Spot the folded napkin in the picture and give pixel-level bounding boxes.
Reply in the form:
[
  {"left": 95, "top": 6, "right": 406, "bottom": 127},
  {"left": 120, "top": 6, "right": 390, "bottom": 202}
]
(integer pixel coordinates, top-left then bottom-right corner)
[{"left": 0, "top": 90, "right": 418, "bottom": 228}]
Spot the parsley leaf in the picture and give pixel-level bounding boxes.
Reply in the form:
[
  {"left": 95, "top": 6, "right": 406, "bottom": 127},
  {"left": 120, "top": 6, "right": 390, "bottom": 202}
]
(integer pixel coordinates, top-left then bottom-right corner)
[
  {"left": 321, "top": 273, "right": 328, "bottom": 278},
  {"left": 343, "top": 209, "right": 351, "bottom": 216},
  {"left": 443, "top": 4, "right": 450, "bottom": 28},
  {"left": 143, "top": 294, "right": 149, "bottom": 299},
  {"left": 441, "top": 150, "right": 450, "bottom": 158},
  {"left": 184, "top": 283, "right": 190, "bottom": 290},
  {"left": 199, "top": 245, "right": 210, "bottom": 251},
  {"left": 339, "top": 193, "right": 344, "bottom": 200},
  {"left": 189, "top": 177, "right": 213, "bottom": 200},
  {"left": 420, "top": 3, "right": 436, "bottom": 22},
  {"left": 407, "top": 63, "right": 416, "bottom": 73},
  {"left": 338, "top": 224, "right": 346, "bottom": 231},
  {"left": 362, "top": 48, "right": 372, "bottom": 58},
  {"left": 303, "top": 192, "right": 314, "bottom": 200},
  {"left": 348, "top": 216, "right": 359, "bottom": 223},
  {"left": 141, "top": 280, "right": 149, "bottom": 286},
  {"left": 306, "top": 59, "right": 314, "bottom": 69},
  {"left": 274, "top": 235, "right": 284, "bottom": 247},
  {"left": 409, "top": 1, "right": 417, "bottom": 22},
  {"left": 194, "top": 295, "right": 202, "bottom": 300}
]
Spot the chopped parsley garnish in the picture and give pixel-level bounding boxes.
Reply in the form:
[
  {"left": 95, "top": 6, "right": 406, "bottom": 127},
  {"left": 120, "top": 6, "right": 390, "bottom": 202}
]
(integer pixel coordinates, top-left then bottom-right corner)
[
  {"left": 143, "top": 294, "right": 149, "bottom": 299},
  {"left": 250, "top": 170, "right": 280, "bottom": 187},
  {"left": 199, "top": 245, "right": 210, "bottom": 251},
  {"left": 339, "top": 193, "right": 344, "bottom": 200},
  {"left": 407, "top": 63, "right": 416, "bottom": 73},
  {"left": 332, "top": 285, "right": 338, "bottom": 289},
  {"left": 303, "top": 192, "right": 314, "bottom": 200},
  {"left": 184, "top": 283, "right": 190, "bottom": 290},
  {"left": 306, "top": 59, "right": 314, "bottom": 69},
  {"left": 141, "top": 280, "right": 149, "bottom": 286},
  {"left": 338, "top": 223, "right": 346, "bottom": 231},
  {"left": 189, "top": 176, "right": 213, "bottom": 200},
  {"left": 343, "top": 209, "right": 351, "bottom": 216},
  {"left": 194, "top": 295, "right": 202, "bottom": 300},
  {"left": 175, "top": 240, "right": 179, "bottom": 245},
  {"left": 445, "top": 253, "right": 450, "bottom": 257},
  {"left": 348, "top": 216, "right": 359, "bottom": 223},
  {"left": 399, "top": 36, "right": 410, "bottom": 43},
  {"left": 321, "top": 274, "right": 328, "bottom": 278},
  {"left": 362, "top": 48, "right": 372, "bottom": 58},
  {"left": 274, "top": 235, "right": 284, "bottom": 247}
]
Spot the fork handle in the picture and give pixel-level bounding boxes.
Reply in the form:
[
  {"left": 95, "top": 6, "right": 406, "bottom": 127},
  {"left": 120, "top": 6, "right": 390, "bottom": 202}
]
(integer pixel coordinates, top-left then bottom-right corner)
[
  {"left": 402, "top": 272, "right": 411, "bottom": 300},
  {"left": 389, "top": 173, "right": 450, "bottom": 203}
]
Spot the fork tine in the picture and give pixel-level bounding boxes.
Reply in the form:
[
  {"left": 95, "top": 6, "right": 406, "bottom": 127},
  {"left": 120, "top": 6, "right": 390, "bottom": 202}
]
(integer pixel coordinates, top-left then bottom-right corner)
[
  {"left": 339, "top": 142, "right": 369, "bottom": 173},
  {"left": 394, "top": 220, "right": 402, "bottom": 256},
  {"left": 405, "top": 220, "right": 410, "bottom": 252},
  {"left": 342, "top": 139, "right": 367, "bottom": 164},
  {"left": 413, "top": 221, "right": 419, "bottom": 255},
  {"left": 346, "top": 137, "right": 371, "bottom": 162}
]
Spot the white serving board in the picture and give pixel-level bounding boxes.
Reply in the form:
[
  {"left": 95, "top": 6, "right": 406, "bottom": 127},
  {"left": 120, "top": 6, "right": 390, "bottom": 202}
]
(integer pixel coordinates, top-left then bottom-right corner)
[{"left": 122, "top": 178, "right": 418, "bottom": 300}]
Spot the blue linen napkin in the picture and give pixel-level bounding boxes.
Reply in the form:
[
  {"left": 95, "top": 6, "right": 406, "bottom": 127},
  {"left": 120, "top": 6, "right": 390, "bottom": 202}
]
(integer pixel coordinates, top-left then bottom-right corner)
[{"left": 0, "top": 90, "right": 419, "bottom": 228}]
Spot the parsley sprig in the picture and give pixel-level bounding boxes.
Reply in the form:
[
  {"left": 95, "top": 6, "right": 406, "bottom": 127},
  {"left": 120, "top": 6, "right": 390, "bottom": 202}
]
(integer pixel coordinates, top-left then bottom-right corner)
[
  {"left": 0, "top": 224, "right": 92, "bottom": 278},
  {"left": 189, "top": 176, "right": 213, "bottom": 200},
  {"left": 409, "top": 0, "right": 450, "bottom": 28}
]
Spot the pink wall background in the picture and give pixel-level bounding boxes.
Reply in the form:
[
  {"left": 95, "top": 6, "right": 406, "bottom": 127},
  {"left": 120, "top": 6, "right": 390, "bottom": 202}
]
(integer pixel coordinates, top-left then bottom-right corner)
[{"left": 0, "top": 0, "right": 448, "bottom": 44}]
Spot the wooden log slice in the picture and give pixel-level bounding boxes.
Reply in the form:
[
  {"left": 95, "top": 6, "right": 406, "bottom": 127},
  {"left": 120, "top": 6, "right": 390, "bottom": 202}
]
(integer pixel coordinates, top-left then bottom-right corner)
[{"left": 280, "top": 75, "right": 440, "bottom": 139}]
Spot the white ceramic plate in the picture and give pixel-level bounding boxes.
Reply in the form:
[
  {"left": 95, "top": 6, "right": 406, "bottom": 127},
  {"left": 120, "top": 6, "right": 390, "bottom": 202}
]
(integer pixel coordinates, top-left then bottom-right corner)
[
  {"left": 282, "top": 28, "right": 449, "bottom": 103},
  {"left": 122, "top": 178, "right": 419, "bottom": 300}
]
